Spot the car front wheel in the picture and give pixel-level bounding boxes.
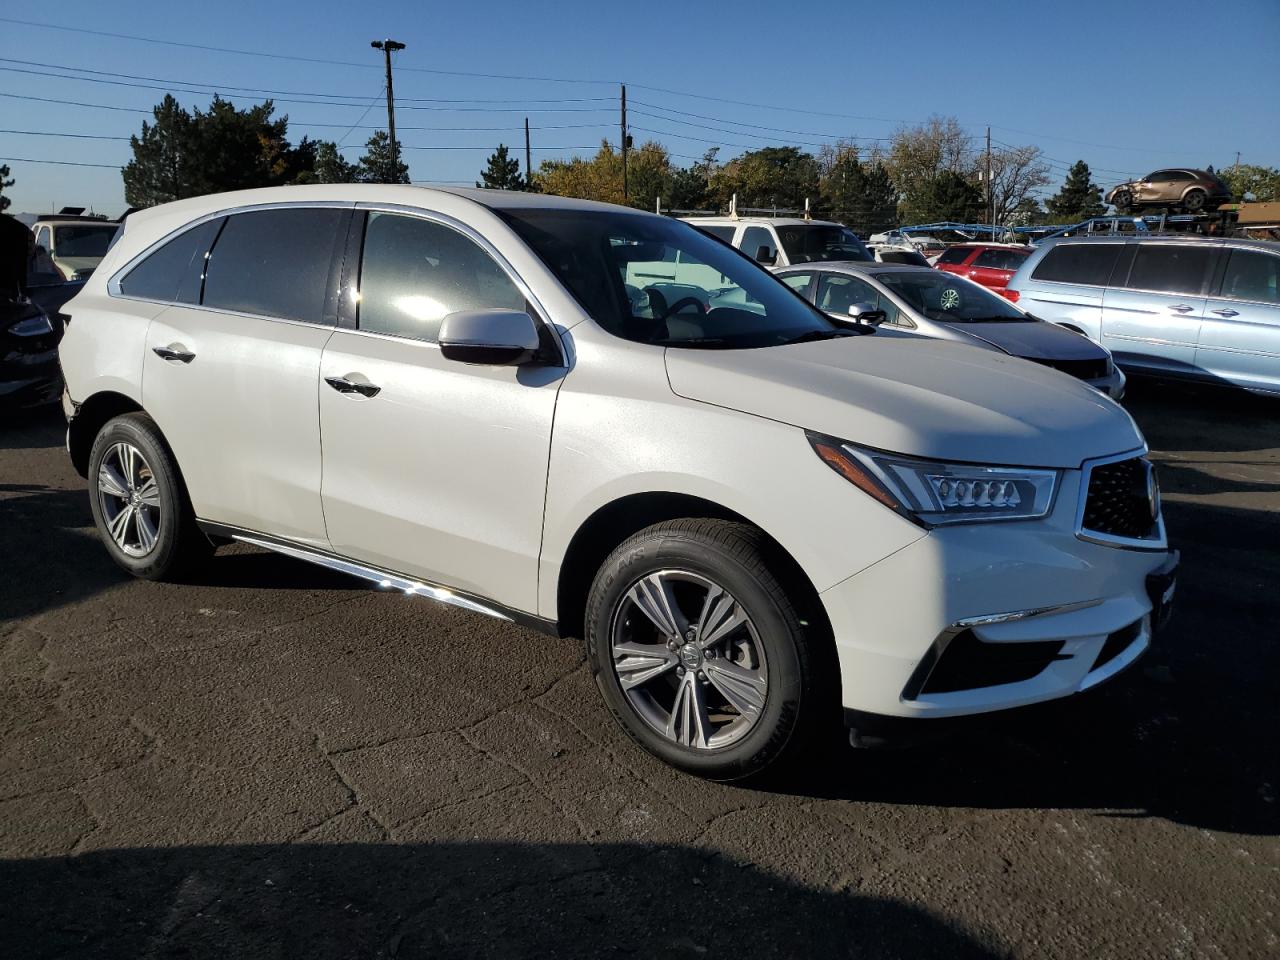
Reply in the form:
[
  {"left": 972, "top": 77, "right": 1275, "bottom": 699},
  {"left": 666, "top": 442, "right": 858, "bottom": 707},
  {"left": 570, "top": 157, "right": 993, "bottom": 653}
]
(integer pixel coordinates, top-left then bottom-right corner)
[
  {"left": 585, "top": 519, "right": 827, "bottom": 781},
  {"left": 87, "top": 412, "right": 212, "bottom": 580},
  {"left": 1182, "top": 189, "right": 1206, "bottom": 212}
]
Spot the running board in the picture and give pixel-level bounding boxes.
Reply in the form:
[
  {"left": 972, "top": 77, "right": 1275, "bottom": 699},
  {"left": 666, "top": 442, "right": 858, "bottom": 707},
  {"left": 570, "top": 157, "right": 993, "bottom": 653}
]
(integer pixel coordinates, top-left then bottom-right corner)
[{"left": 231, "top": 533, "right": 512, "bottom": 621}]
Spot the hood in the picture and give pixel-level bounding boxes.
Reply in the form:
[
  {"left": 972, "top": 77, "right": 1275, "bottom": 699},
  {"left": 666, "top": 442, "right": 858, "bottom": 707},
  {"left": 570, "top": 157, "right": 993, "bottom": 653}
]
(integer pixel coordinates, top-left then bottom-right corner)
[
  {"left": 665, "top": 336, "right": 1141, "bottom": 469},
  {"left": 943, "top": 320, "right": 1109, "bottom": 362}
]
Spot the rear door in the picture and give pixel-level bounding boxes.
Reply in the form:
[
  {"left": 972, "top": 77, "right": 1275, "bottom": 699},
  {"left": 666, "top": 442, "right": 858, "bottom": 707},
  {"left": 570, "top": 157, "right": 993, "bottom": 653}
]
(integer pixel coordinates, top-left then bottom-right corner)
[
  {"left": 1196, "top": 246, "right": 1280, "bottom": 392},
  {"left": 1100, "top": 243, "right": 1217, "bottom": 374},
  {"left": 141, "top": 205, "right": 348, "bottom": 547},
  {"left": 317, "top": 208, "right": 565, "bottom": 613},
  {"left": 968, "top": 248, "right": 1028, "bottom": 291}
]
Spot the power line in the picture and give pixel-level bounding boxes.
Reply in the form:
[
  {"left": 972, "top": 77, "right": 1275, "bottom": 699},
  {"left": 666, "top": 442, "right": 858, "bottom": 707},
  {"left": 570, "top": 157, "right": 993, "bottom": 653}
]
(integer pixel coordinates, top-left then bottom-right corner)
[
  {"left": 336, "top": 87, "right": 385, "bottom": 148},
  {"left": 0, "top": 90, "right": 150, "bottom": 113},
  {"left": 0, "top": 129, "right": 130, "bottom": 140},
  {"left": 630, "top": 99, "right": 894, "bottom": 142},
  {"left": 0, "top": 57, "right": 614, "bottom": 105},
  {"left": 0, "top": 155, "right": 120, "bottom": 168}
]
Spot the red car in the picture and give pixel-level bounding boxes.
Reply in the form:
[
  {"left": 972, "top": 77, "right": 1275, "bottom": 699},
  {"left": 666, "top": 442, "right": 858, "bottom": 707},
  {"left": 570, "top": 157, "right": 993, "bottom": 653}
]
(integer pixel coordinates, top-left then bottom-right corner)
[{"left": 934, "top": 243, "right": 1032, "bottom": 294}]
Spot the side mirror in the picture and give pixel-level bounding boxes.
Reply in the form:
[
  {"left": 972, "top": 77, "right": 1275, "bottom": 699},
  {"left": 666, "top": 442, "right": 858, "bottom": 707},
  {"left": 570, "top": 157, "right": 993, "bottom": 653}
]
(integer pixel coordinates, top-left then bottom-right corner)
[
  {"left": 438, "top": 309, "right": 543, "bottom": 365},
  {"left": 847, "top": 301, "right": 887, "bottom": 327},
  {"left": 754, "top": 245, "right": 777, "bottom": 266}
]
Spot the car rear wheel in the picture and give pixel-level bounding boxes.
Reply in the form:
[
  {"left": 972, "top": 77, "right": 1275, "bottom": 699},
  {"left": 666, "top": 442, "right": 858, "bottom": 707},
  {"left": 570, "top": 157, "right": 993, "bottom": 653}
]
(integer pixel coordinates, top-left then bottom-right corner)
[
  {"left": 585, "top": 518, "right": 825, "bottom": 781},
  {"left": 1182, "top": 189, "right": 1206, "bottom": 212},
  {"left": 87, "top": 412, "right": 213, "bottom": 581}
]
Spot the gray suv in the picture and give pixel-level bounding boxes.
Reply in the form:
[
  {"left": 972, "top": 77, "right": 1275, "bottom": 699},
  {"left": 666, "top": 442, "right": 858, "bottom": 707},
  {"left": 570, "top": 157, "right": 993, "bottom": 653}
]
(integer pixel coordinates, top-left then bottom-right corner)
[{"left": 1005, "top": 236, "right": 1280, "bottom": 396}]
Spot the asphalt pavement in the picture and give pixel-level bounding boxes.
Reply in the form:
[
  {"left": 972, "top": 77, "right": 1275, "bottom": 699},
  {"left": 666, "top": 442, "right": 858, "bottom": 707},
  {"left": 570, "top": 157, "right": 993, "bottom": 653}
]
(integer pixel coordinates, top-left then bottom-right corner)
[{"left": 1, "top": 377, "right": 1277, "bottom": 959}]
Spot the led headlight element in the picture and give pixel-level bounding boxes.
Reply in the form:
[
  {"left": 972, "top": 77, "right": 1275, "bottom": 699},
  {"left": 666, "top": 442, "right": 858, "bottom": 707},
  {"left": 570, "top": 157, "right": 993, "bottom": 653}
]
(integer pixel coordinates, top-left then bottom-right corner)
[{"left": 809, "top": 434, "right": 1059, "bottom": 526}]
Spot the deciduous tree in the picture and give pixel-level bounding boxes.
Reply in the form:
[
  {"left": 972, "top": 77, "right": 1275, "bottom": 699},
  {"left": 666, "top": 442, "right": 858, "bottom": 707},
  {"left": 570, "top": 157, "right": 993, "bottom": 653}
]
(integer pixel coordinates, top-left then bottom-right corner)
[
  {"left": 709, "top": 146, "right": 820, "bottom": 212},
  {"left": 987, "top": 145, "right": 1050, "bottom": 225},
  {"left": 1218, "top": 163, "right": 1280, "bottom": 202}
]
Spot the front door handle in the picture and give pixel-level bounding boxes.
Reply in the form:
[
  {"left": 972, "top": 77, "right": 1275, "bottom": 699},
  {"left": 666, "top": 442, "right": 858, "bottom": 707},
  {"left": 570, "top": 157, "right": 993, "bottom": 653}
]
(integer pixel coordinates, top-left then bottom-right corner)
[
  {"left": 153, "top": 344, "right": 196, "bottom": 363},
  {"left": 1168, "top": 304, "right": 1194, "bottom": 314},
  {"left": 1211, "top": 308, "right": 1239, "bottom": 317},
  {"left": 325, "top": 375, "right": 381, "bottom": 398}
]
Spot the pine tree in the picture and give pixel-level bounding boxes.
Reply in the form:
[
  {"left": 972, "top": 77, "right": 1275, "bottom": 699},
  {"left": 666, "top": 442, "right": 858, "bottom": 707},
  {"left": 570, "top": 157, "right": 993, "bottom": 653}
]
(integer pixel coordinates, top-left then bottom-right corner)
[
  {"left": 0, "top": 163, "right": 12, "bottom": 213},
  {"left": 122, "top": 94, "right": 196, "bottom": 207},
  {"left": 312, "top": 142, "right": 358, "bottom": 183},
  {"left": 357, "top": 131, "right": 410, "bottom": 184},
  {"left": 1046, "top": 160, "right": 1105, "bottom": 221},
  {"left": 477, "top": 144, "right": 524, "bottom": 190},
  {"left": 915, "top": 171, "right": 982, "bottom": 223}
]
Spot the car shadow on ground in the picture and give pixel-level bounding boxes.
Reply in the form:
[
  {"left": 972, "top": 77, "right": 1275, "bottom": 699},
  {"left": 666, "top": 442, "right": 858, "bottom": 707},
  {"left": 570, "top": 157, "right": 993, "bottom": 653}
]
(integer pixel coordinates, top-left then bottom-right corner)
[
  {"left": 0, "top": 840, "right": 1002, "bottom": 960},
  {"left": 1122, "top": 375, "right": 1280, "bottom": 454}
]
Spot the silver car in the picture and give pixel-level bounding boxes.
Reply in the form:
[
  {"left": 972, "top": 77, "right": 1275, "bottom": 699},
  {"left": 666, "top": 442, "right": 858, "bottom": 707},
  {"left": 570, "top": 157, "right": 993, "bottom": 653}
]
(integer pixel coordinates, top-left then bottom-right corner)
[
  {"left": 1006, "top": 236, "right": 1280, "bottom": 396},
  {"left": 775, "top": 262, "right": 1126, "bottom": 399}
]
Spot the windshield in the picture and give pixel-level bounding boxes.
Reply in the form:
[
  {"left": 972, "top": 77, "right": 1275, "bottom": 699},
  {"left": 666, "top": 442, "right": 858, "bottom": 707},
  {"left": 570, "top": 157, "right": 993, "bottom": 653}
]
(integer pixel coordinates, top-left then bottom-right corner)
[
  {"left": 498, "top": 208, "right": 846, "bottom": 349},
  {"left": 874, "top": 270, "right": 1029, "bottom": 323},
  {"left": 776, "top": 224, "right": 872, "bottom": 264},
  {"left": 53, "top": 224, "right": 116, "bottom": 258}
]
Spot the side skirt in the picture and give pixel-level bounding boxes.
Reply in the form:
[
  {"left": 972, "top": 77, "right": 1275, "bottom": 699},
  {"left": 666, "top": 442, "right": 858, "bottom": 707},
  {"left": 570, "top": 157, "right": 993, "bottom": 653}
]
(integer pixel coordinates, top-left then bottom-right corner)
[{"left": 196, "top": 520, "right": 561, "bottom": 637}]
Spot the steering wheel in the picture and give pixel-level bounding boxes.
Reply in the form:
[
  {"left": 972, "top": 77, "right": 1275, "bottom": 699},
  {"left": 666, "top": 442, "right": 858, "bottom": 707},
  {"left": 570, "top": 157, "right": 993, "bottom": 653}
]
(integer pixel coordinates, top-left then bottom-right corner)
[{"left": 660, "top": 296, "right": 708, "bottom": 320}]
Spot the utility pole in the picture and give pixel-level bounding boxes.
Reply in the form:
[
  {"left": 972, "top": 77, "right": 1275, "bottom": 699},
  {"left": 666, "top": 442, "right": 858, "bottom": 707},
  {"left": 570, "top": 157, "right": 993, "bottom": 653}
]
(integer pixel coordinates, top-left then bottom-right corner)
[
  {"left": 524, "top": 117, "right": 532, "bottom": 190},
  {"left": 985, "top": 126, "right": 993, "bottom": 236},
  {"left": 371, "top": 39, "right": 406, "bottom": 178},
  {"left": 620, "top": 83, "right": 629, "bottom": 202}
]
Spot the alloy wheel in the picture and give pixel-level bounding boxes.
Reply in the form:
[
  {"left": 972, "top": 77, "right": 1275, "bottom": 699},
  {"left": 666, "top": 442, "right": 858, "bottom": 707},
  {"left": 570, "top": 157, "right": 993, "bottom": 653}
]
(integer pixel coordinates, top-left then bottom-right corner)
[
  {"left": 97, "top": 441, "right": 162, "bottom": 558},
  {"left": 609, "top": 569, "right": 769, "bottom": 750}
]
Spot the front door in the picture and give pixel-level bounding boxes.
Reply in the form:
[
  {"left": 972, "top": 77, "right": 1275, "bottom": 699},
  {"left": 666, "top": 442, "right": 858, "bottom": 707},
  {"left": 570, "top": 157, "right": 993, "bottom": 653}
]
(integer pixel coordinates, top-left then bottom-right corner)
[
  {"left": 1196, "top": 246, "right": 1280, "bottom": 392},
  {"left": 142, "top": 206, "right": 348, "bottom": 547},
  {"left": 1100, "top": 243, "right": 1216, "bottom": 374},
  {"left": 317, "top": 209, "right": 565, "bottom": 614}
]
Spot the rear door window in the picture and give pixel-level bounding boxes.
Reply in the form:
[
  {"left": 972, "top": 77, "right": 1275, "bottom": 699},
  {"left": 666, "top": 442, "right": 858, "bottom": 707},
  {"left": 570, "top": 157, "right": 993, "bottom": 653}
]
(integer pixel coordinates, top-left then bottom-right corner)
[
  {"left": 780, "top": 271, "right": 816, "bottom": 300},
  {"left": 695, "top": 225, "right": 736, "bottom": 243},
  {"left": 118, "top": 218, "right": 224, "bottom": 304},
  {"left": 973, "top": 249, "right": 1027, "bottom": 271},
  {"left": 202, "top": 207, "right": 344, "bottom": 323},
  {"left": 1030, "top": 244, "right": 1122, "bottom": 286},
  {"left": 1119, "top": 245, "right": 1215, "bottom": 296}
]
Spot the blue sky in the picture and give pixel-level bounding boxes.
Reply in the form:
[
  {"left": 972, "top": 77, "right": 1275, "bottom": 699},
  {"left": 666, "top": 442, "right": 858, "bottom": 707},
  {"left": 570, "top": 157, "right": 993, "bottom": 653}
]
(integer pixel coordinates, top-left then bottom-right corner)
[{"left": 2, "top": 0, "right": 1277, "bottom": 216}]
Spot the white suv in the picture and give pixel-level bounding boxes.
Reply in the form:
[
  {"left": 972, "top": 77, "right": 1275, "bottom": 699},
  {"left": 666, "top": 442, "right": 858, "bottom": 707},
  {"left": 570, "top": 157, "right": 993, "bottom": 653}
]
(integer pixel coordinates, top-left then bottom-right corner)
[
  {"left": 59, "top": 185, "right": 1178, "bottom": 780},
  {"left": 682, "top": 216, "right": 874, "bottom": 268}
]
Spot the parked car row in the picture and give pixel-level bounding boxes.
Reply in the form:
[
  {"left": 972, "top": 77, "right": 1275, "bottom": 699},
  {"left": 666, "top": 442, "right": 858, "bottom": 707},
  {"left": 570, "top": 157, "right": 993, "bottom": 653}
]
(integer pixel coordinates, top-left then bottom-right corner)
[{"left": 57, "top": 184, "right": 1178, "bottom": 781}]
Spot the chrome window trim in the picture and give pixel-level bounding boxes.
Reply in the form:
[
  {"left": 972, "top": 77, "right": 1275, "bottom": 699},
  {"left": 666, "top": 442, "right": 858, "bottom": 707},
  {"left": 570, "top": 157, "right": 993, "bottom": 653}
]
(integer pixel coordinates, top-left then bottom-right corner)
[
  {"left": 1074, "top": 446, "right": 1168, "bottom": 552},
  {"left": 352, "top": 201, "right": 566, "bottom": 365},
  {"left": 106, "top": 200, "right": 355, "bottom": 304}
]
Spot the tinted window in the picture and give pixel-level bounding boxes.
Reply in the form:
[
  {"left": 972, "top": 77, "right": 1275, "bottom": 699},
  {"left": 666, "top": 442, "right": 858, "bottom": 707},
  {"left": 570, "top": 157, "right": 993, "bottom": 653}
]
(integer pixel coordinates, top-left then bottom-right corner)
[
  {"left": 1121, "top": 245, "right": 1215, "bottom": 295},
  {"left": 1031, "top": 244, "right": 1122, "bottom": 286},
  {"left": 695, "top": 225, "right": 736, "bottom": 243},
  {"left": 497, "top": 208, "right": 844, "bottom": 350},
  {"left": 358, "top": 212, "right": 525, "bottom": 342},
  {"left": 119, "top": 218, "right": 223, "bottom": 303},
  {"left": 53, "top": 224, "right": 117, "bottom": 258},
  {"left": 776, "top": 225, "right": 872, "bottom": 264},
  {"left": 740, "top": 226, "right": 777, "bottom": 263},
  {"left": 1219, "top": 249, "right": 1280, "bottom": 304},
  {"left": 973, "top": 249, "right": 1028, "bottom": 271},
  {"left": 202, "top": 208, "right": 342, "bottom": 322},
  {"left": 878, "top": 250, "right": 931, "bottom": 267},
  {"left": 936, "top": 247, "right": 973, "bottom": 266}
]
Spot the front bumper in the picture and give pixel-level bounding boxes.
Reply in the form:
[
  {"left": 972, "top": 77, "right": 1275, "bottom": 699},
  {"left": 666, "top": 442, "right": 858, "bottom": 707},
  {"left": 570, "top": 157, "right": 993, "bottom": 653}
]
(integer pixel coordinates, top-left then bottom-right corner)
[
  {"left": 819, "top": 466, "right": 1175, "bottom": 720},
  {"left": 1088, "top": 364, "right": 1126, "bottom": 400}
]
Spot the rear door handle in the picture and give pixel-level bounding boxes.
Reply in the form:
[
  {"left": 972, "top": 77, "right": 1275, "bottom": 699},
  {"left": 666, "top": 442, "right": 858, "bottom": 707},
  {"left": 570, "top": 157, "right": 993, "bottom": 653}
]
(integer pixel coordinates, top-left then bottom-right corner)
[
  {"left": 325, "top": 375, "right": 381, "bottom": 398},
  {"left": 1168, "top": 304, "right": 1194, "bottom": 314},
  {"left": 153, "top": 344, "right": 196, "bottom": 363},
  {"left": 1211, "top": 308, "right": 1239, "bottom": 317}
]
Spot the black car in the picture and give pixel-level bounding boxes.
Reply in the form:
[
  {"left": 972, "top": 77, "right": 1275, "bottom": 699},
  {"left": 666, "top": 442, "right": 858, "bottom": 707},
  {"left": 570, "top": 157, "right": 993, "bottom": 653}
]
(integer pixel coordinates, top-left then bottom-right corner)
[{"left": 1, "top": 213, "right": 76, "bottom": 410}]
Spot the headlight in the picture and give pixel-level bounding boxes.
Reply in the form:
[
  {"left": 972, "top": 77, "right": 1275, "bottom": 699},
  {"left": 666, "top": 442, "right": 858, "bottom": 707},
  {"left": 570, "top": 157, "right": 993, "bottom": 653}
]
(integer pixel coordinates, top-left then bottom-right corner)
[
  {"left": 809, "top": 433, "right": 1059, "bottom": 526},
  {"left": 9, "top": 314, "right": 55, "bottom": 337}
]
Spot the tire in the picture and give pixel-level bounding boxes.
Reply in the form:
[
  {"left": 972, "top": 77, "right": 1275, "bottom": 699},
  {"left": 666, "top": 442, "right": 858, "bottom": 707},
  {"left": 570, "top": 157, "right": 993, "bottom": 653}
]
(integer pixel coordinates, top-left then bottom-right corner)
[
  {"left": 1112, "top": 190, "right": 1133, "bottom": 213},
  {"left": 585, "top": 519, "right": 827, "bottom": 781},
  {"left": 87, "top": 412, "right": 213, "bottom": 581},
  {"left": 1182, "top": 189, "right": 1206, "bottom": 213}
]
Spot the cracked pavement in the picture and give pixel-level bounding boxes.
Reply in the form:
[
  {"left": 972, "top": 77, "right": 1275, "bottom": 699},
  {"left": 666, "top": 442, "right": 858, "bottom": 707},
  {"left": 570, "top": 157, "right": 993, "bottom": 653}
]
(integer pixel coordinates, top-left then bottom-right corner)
[{"left": 1, "top": 378, "right": 1277, "bottom": 959}]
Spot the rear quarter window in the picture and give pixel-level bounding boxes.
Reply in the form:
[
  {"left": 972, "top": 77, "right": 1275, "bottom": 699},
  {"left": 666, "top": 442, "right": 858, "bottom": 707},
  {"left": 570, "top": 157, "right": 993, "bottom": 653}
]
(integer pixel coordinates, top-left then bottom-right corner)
[
  {"left": 936, "top": 247, "right": 972, "bottom": 266},
  {"left": 1030, "top": 244, "right": 1122, "bottom": 286},
  {"left": 117, "top": 218, "right": 224, "bottom": 303}
]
